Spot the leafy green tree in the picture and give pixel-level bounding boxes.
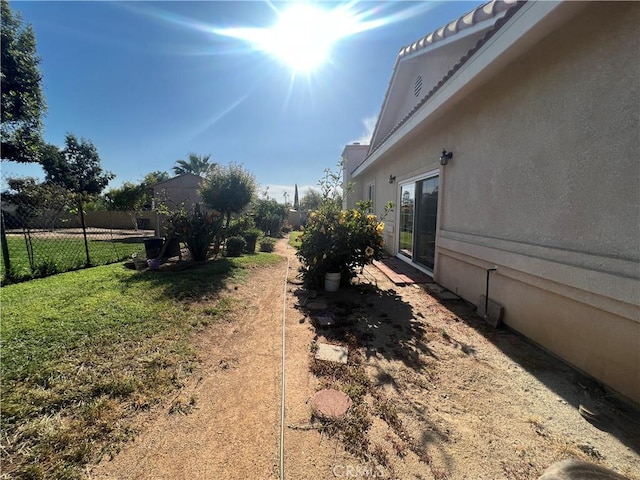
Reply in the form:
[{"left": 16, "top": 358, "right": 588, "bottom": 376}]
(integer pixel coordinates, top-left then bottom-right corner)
[
  {"left": 297, "top": 201, "right": 389, "bottom": 288},
  {"left": 42, "top": 133, "right": 114, "bottom": 264},
  {"left": 253, "top": 198, "right": 287, "bottom": 236},
  {"left": 2, "top": 176, "right": 70, "bottom": 272},
  {"left": 226, "top": 215, "right": 256, "bottom": 238},
  {"left": 104, "top": 171, "right": 169, "bottom": 228},
  {"left": 2, "top": 176, "right": 70, "bottom": 230},
  {"left": 142, "top": 170, "right": 169, "bottom": 185},
  {"left": 296, "top": 163, "right": 393, "bottom": 287},
  {"left": 200, "top": 162, "right": 256, "bottom": 228},
  {"left": 1, "top": 0, "right": 46, "bottom": 163},
  {"left": 299, "top": 188, "right": 326, "bottom": 212},
  {"left": 173, "top": 153, "right": 214, "bottom": 176},
  {"left": 105, "top": 182, "right": 147, "bottom": 229},
  {"left": 43, "top": 134, "right": 113, "bottom": 195}
]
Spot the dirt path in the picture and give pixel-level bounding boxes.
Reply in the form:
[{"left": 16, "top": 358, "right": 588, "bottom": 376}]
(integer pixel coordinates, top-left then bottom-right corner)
[
  {"left": 89, "top": 242, "right": 291, "bottom": 480},
  {"left": 89, "top": 238, "right": 640, "bottom": 479}
]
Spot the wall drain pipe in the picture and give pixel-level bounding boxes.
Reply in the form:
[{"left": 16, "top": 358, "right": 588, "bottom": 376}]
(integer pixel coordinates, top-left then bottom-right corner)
[{"left": 485, "top": 267, "right": 497, "bottom": 319}]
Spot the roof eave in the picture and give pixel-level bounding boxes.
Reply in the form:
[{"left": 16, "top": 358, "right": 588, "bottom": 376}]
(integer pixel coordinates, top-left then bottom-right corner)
[
  {"left": 353, "top": 0, "right": 575, "bottom": 178},
  {"left": 150, "top": 172, "right": 204, "bottom": 189},
  {"left": 367, "top": 0, "right": 517, "bottom": 153}
]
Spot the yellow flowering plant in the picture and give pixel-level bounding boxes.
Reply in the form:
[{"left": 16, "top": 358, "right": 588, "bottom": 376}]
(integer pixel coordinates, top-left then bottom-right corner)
[{"left": 297, "top": 199, "right": 392, "bottom": 288}]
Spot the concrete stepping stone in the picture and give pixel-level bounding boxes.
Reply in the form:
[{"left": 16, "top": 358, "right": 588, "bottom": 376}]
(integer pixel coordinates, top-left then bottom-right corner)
[
  {"left": 306, "top": 301, "right": 328, "bottom": 311},
  {"left": 312, "top": 389, "right": 352, "bottom": 419},
  {"left": 315, "top": 343, "right": 348, "bottom": 364}
]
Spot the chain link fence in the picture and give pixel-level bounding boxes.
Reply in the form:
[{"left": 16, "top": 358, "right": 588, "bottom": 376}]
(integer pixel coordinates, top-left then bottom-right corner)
[{"left": 1, "top": 174, "right": 158, "bottom": 284}]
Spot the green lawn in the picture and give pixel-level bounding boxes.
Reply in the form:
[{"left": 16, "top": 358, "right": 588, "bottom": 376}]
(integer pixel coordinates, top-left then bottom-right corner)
[
  {"left": 399, "top": 231, "right": 413, "bottom": 252},
  {"left": 1, "top": 236, "right": 145, "bottom": 283},
  {"left": 288, "top": 230, "right": 303, "bottom": 249},
  {"left": 0, "top": 252, "right": 283, "bottom": 479}
]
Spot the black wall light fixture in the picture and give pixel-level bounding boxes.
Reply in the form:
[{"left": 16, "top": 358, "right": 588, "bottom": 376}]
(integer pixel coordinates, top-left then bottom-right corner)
[
  {"left": 388, "top": 175, "right": 396, "bottom": 184},
  {"left": 439, "top": 149, "right": 453, "bottom": 166}
]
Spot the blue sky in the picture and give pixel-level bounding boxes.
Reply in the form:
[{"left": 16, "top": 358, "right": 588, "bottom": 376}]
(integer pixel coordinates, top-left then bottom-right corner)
[{"left": 4, "top": 1, "right": 481, "bottom": 202}]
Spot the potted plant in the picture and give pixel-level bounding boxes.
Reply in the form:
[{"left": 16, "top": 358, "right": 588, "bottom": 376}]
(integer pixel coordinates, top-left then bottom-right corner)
[
  {"left": 297, "top": 200, "right": 390, "bottom": 290},
  {"left": 242, "top": 228, "right": 262, "bottom": 253},
  {"left": 165, "top": 203, "right": 222, "bottom": 262},
  {"left": 296, "top": 164, "right": 392, "bottom": 290}
]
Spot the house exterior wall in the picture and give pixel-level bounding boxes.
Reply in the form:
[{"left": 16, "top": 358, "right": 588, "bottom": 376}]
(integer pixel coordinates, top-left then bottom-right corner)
[
  {"left": 389, "top": 32, "right": 494, "bottom": 137},
  {"left": 152, "top": 174, "right": 204, "bottom": 210},
  {"left": 342, "top": 144, "right": 370, "bottom": 210},
  {"left": 152, "top": 174, "right": 204, "bottom": 236},
  {"left": 352, "top": 2, "right": 640, "bottom": 403},
  {"left": 370, "top": 3, "right": 517, "bottom": 150}
]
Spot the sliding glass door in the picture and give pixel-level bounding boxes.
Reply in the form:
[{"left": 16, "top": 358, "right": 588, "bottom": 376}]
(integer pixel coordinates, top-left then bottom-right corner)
[
  {"left": 414, "top": 176, "right": 439, "bottom": 270},
  {"left": 398, "top": 184, "right": 415, "bottom": 258},
  {"left": 398, "top": 175, "right": 439, "bottom": 270}
]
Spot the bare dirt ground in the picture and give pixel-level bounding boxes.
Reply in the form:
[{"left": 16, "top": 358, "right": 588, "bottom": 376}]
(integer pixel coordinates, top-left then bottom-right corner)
[
  {"left": 89, "top": 238, "right": 640, "bottom": 480},
  {"left": 6, "top": 228, "right": 156, "bottom": 241}
]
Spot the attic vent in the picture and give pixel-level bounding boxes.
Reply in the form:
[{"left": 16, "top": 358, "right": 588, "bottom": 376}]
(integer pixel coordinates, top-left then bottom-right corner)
[{"left": 414, "top": 75, "right": 423, "bottom": 97}]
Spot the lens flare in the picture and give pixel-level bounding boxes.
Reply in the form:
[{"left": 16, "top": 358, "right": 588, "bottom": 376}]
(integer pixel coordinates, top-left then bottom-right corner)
[{"left": 214, "top": 4, "right": 362, "bottom": 73}]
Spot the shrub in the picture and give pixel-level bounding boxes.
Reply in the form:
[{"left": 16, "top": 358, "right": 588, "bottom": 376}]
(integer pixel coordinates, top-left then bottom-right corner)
[
  {"left": 296, "top": 200, "right": 390, "bottom": 288},
  {"left": 166, "top": 204, "right": 222, "bottom": 261},
  {"left": 225, "top": 236, "right": 246, "bottom": 257},
  {"left": 259, "top": 237, "right": 276, "bottom": 253},
  {"left": 266, "top": 214, "right": 283, "bottom": 237},
  {"left": 227, "top": 215, "right": 256, "bottom": 238},
  {"left": 32, "top": 260, "right": 61, "bottom": 277},
  {"left": 254, "top": 199, "right": 287, "bottom": 235},
  {"left": 243, "top": 228, "right": 262, "bottom": 253}
]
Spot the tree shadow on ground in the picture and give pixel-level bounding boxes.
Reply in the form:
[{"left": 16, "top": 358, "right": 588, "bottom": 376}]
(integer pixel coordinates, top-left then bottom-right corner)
[
  {"left": 99, "top": 237, "right": 149, "bottom": 244},
  {"left": 298, "top": 277, "right": 640, "bottom": 472},
  {"left": 297, "top": 281, "right": 454, "bottom": 473},
  {"left": 303, "top": 282, "right": 438, "bottom": 371},
  {"left": 432, "top": 291, "right": 640, "bottom": 455},
  {"left": 119, "top": 258, "right": 239, "bottom": 302}
]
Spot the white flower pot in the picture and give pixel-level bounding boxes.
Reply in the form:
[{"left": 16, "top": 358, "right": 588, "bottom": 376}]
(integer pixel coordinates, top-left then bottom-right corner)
[{"left": 324, "top": 272, "right": 341, "bottom": 292}]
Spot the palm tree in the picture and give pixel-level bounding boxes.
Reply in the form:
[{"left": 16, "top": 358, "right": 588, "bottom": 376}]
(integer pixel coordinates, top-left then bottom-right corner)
[{"left": 173, "top": 153, "right": 214, "bottom": 176}]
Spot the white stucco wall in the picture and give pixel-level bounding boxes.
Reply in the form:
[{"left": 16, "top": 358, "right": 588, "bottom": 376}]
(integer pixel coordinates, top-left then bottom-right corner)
[
  {"left": 342, "top": 144, "right": 370, "bottom": 210},
  {"left": 352, "top": 2, "right": 640, "bottom": 403}
]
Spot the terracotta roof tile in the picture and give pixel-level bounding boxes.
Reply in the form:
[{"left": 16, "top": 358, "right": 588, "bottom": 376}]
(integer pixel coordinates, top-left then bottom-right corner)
[{"left": 397, "top": 0, "right": 518, "bottom": 60}]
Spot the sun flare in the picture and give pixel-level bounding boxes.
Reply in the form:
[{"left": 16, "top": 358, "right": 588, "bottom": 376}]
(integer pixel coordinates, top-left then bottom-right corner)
[
  {"left": 265, "top": 5, "right": 356, "bottom": 72},
  {"left": 214, "top": 4, "right": 361, "bottom": 73}
]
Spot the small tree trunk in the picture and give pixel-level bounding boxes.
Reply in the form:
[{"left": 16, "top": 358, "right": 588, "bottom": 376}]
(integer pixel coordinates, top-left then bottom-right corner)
[
  {"left": 23, "top": 227, "right": 35, "bottom": 272},
  {"left": 78, "top": 197, "right": 91, "bottom": 266},
  {"left": 130, "top": 211, "right": 138, "bottom": 231},
  {"left": 1, "top": 212, "right": 11, "bottom": 278}
]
